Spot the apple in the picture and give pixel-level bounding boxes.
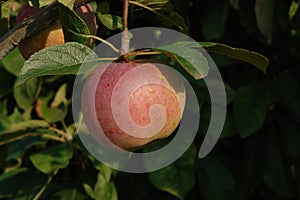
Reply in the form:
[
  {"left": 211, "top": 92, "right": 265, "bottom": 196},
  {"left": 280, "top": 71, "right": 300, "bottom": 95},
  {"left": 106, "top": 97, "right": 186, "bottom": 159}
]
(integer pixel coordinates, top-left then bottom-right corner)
[
  {"left": 16, "top": 3, "right": 97, "bottom": 60},
  {"left": 81, "top": 62, "right": 185, "bottom": 151}
]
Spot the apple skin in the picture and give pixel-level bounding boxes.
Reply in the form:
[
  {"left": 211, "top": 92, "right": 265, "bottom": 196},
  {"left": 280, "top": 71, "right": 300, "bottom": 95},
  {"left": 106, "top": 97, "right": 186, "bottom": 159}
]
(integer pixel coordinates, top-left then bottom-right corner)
[
  {"left": 81, "top": 62, "right": 185, "bottom": 151},
  {"left": 16, "top": 3, "right": 97, "bottom": 60}
]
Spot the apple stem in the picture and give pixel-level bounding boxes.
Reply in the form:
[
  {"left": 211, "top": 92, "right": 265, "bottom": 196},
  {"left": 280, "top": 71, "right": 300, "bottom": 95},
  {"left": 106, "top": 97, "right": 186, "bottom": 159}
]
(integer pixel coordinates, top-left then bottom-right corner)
[{"left": 121, "top": 0, "right": 130, "bottom": 62}]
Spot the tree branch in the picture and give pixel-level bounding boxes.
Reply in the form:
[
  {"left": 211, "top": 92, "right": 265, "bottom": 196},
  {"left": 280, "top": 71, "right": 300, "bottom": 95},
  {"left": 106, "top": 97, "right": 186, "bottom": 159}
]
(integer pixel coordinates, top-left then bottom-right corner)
[
  {"left": 0, "top": 0, "right": 94, "bottom": 60},
  {"left": 121, "top": 0, "right": 130, "bottom": 62}
]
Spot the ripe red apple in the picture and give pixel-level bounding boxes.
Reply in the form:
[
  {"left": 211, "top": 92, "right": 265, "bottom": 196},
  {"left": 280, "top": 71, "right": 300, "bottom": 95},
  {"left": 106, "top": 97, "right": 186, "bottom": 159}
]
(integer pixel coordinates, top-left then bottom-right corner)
[
  {"left": 16, "top": 3, "right": 97, "bottom": 60},
  {"left": 81, "top": 62, "right": 185, "bottom": 151}
]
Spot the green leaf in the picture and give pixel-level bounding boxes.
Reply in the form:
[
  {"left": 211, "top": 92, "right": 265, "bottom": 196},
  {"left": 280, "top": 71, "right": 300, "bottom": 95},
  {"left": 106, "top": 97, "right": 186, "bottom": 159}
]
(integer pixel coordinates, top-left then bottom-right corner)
[
  {"left": 96, "top": 1, "right": 123, "bottom": 30},
  {"left": 6, "top": 137, "right": 47, "bottom": 160},
  {"left": 233, "top": 83, "right": 268, "bottom": 138},
  {"left": 0, "top": 48, "right": 25, "bottom": 76},
  {"left": 255, "top": 0, "right": 275, "bottom": 43},
  {"left": 15, "top": 42, "right": 97, "bottom": 86},
  {"left": 289, "top": 1, "right": 300, "bottom": 20},
  {"left": 201, "top": 0, "right": 229, "bottom": 40},
  {"left": 199, "top": 42, "right": 269, "bottom": 73},
  {"left": 50, "top": 188, "right": 86, "bottom": 200},
  {"left": 130, "top": 0, "right": 188, "bottom": 34},
  {"left": 29, "top": 144, "right": 73, "bottom": 174},
  {"left": 83, "top": 160, "right": 117, "bottom": 200},
  {"left": 28, "top": 0, "right": 55, "bottom": 8},
  {"left": 94, "top": 163, "right": 115, "bottom": 182},
  {"left": 148, "top": 144, "right": 197, "bottom": 200},
  {"left": 157, "top": 41, "right": 209, "bottom": 80},
  {"left": 37, "top": 85, "right": 68, "bottom": 123},
  {"left": 13, "top": 78, "right": 41, "bottom": 110},
  {"left": 52, "top": 83, "right": 68, "bottom": 106},
  {"left": 58, "top": 0, "right": 75, "bottom": 9},
  {"left": 0, "top": 109, "right": 24, "bottom": 134},
  {"left": 92, "top": 173, "right": 118, "bottom": 200},
  {"left": 83, "top": 183, "right": 97, "bottom": 199},
  {"left": 58, "top": 3, "right": 90, "bottom": 44},
  {"left": 0, "top": 120, "right": 49, "bottom": 135},
  {"left": 196, "top": 154, "right": 235, "bottom": 200}
]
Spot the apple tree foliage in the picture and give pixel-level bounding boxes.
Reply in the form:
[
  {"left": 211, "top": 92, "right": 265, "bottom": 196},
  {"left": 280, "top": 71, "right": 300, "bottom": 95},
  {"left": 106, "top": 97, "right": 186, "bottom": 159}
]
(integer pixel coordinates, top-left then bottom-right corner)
[{"left": 0, "top": 0, "right": 299, "bottom": 199}]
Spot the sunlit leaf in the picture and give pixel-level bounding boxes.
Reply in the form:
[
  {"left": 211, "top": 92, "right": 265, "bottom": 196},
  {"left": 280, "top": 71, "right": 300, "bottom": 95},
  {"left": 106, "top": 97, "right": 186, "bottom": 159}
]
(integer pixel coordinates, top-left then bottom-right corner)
[
  {"left": 15, "top": 42, "right": 97, "bottom": 86},
  {"left": 58, "top": 0, "right": 75, "bottom": 9}
]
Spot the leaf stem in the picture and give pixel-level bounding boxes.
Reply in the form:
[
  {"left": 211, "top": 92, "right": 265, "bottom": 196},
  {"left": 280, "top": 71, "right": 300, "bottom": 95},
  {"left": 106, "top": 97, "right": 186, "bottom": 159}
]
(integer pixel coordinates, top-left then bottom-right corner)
[
  {"left": 61, "top": 120, "right": 68, "bottom": 132},
  {"left": 49, "top": 127, "right": 72, "bottom": 141},
  {"left": 96, "top": 57, "right": 119, "bottom": 61},
  {"left": 127, "top": 50, "right": 162, "bottom": 57},
  {"left": 85, "top": 34, "right": 120, "bottom": 53}
]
